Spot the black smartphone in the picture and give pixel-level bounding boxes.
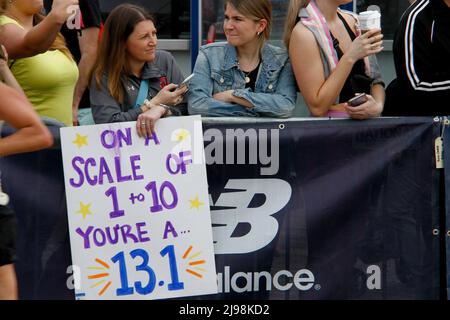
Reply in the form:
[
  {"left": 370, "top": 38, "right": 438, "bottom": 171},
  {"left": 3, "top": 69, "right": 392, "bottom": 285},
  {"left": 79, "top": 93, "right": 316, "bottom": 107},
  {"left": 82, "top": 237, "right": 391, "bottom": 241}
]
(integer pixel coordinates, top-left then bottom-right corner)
[{"left": 347, "top": 93, "right": 368, "bottom": 107}]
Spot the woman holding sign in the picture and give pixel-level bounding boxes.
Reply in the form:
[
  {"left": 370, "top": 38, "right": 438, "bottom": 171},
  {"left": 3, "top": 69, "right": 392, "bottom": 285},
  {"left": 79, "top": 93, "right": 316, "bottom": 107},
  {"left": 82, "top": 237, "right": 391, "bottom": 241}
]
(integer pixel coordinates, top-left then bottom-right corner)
[
  {"left": 90, "top": 4, "right": 187, "bottom": 138},
  {"left": 188, "top": 0, "right": 297, "bottom": 118}
]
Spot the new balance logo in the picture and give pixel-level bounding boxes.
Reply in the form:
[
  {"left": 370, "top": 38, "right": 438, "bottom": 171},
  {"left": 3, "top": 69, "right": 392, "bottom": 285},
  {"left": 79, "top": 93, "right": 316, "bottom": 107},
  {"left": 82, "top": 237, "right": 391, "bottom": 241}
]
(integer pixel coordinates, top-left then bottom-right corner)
[{"left": 210, "top": 179, "right": 292, "bottom": 254}]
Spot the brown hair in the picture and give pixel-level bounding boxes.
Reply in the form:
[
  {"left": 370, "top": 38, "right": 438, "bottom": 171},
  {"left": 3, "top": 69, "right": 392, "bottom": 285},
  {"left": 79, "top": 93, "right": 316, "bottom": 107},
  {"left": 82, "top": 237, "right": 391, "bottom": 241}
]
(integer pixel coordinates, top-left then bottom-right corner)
[
  {"left": 224, "top": 0, "right": 272, "bottom": 48},
  {"left": 93, "top": 4, "right": 155, "bottom": 104},
  {"left": 0, "top": 0, "right": 72, "bottom": 59},
  {"left": 283, "top": 0, "right": 310, "bottom": 49}
]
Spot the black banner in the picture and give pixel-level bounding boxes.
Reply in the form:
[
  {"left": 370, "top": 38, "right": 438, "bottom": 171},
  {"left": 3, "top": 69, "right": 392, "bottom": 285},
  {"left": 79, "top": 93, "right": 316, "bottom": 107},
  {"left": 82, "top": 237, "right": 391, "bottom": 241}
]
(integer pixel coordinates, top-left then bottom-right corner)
[
  {"left": 201, "top": 118, "right": 441, "bottom": 300},
  {"left": 0, "top": 118, "right": 442, "bottom": 299}
]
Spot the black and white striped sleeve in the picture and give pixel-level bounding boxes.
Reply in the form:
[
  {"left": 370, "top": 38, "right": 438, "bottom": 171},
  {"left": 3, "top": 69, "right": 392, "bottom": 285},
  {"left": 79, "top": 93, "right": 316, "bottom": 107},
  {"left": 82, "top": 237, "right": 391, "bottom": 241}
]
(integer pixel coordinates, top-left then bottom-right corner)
[{"left": 403, "top": 0, "right": 450, "bottom": 92}]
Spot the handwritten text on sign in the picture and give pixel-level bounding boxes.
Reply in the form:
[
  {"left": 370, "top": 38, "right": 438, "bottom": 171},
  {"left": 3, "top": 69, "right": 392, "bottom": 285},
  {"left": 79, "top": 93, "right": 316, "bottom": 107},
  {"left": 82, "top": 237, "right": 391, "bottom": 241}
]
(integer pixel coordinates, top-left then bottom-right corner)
[{"left": 60, "top": 116, "right": 217, "bottom": 300}]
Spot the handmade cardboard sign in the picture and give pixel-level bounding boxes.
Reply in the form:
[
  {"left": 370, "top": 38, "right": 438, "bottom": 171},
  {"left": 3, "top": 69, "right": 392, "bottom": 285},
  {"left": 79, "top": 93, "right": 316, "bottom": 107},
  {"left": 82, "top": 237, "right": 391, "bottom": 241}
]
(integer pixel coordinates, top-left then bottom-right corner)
[{"left": 60, "top": 116, "right": 217, "bottom": 300}]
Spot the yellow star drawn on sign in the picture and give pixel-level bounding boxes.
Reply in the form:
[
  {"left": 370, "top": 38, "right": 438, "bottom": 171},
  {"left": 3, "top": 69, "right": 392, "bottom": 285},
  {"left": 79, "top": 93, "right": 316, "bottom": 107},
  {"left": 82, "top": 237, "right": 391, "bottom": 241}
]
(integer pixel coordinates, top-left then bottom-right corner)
[
  {"left": 77, "top": 202, "right": 92, "bottom": 219},
  {"left": 73, "top": 133, "right": 88, "bottom": 148},
  {"left": 189, "top": 195, "right": 205, "bottom": 210},
  {"left": 175, "top": 129, "right": 190, "bottom": 142}
]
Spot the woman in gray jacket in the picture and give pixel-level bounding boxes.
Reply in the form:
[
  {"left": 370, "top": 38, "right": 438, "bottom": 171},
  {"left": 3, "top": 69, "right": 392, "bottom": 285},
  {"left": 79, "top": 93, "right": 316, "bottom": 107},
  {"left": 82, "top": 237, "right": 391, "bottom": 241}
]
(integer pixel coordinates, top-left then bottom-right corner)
[{"left": 90, "top": 4, "right": 187, "bottom": 138}]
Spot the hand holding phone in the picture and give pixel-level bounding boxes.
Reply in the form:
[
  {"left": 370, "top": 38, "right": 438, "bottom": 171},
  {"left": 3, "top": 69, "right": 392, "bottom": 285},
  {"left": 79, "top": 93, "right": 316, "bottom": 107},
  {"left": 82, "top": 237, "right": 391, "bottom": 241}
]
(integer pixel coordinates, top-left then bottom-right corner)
[
  {"left": 179, "top": 73, "right": 195, "bottom": 90},
  {"left": 347, "top": 93, "right": 368, "bottom": 107}
]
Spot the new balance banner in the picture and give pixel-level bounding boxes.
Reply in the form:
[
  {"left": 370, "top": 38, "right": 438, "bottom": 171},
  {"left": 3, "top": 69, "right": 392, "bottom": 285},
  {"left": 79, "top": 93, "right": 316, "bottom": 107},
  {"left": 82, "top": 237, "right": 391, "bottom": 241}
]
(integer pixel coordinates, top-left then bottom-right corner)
[
  {"left": 200, "top": 117, "right": 441, "bottom": 300},
  {"left": 0, "top": 117, "right": 442, "bottom": 299}
]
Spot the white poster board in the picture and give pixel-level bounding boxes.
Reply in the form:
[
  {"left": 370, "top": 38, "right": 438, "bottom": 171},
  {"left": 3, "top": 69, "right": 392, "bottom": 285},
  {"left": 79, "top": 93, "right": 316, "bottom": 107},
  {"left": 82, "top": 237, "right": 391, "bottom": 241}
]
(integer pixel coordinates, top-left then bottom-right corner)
[{"left": 60, "top": 116, "right": 217, "bottom": 300}]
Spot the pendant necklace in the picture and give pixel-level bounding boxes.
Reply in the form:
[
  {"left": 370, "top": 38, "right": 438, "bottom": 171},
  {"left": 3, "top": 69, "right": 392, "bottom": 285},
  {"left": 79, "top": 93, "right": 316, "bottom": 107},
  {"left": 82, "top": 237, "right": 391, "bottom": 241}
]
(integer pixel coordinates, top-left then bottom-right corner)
[
  {"left": 238, "top": 59, "right": 260, "bottom": 84},
  {"left": 243, "top": 71, "right": 251, "bottom": 84}
]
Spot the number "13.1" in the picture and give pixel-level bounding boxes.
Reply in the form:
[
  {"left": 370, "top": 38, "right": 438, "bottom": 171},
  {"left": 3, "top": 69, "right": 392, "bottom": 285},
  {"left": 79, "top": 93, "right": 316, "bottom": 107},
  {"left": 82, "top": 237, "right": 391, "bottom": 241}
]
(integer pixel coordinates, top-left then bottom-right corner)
[{"left": 111, "top": 245, "right": 184, "bottom": 296}]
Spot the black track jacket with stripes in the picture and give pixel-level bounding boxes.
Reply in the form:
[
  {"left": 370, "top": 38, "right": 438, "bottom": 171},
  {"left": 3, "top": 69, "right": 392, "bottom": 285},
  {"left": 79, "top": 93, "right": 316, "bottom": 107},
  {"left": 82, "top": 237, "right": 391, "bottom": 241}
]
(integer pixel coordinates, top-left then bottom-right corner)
[{"left": 385, "top": 0, "right": 450, "bottom": 116}]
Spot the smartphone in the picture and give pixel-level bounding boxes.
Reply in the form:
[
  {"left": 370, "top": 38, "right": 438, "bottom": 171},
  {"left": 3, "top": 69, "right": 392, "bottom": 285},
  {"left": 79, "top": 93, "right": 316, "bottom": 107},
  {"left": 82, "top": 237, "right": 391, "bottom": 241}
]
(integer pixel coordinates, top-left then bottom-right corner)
[
  {"left": 347, "top": 93, "right": 368, "bottom": 107},
  {"left": 179, "top": 73, "right": 195, "bottom": 90}
]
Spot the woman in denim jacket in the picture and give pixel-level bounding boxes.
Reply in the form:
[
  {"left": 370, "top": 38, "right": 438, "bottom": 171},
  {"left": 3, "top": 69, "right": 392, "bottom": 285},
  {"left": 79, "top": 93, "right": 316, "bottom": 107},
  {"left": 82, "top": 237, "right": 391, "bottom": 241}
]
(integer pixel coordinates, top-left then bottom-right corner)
[{"left": 188, "top": 0, "right": 297, "bottom": 118}]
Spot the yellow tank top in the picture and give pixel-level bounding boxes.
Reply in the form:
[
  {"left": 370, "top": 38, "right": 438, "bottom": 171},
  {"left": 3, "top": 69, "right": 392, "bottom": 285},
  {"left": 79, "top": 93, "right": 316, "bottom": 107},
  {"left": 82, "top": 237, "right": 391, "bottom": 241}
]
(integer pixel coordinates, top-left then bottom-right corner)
[{"left": 0, "top": 16, "right": 78, "bottom": 126}]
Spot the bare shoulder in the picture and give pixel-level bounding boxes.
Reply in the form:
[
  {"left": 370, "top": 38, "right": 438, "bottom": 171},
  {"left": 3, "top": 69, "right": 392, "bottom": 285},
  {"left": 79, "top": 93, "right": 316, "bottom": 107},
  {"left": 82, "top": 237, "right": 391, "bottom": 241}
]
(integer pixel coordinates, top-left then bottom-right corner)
[
  {"left": 289, "top": 22, "right": 316, "bottom": 48},
  {"left": 0, "top": 22, "right": 27, "bottom": 54},
  {"left": 0, "top": 22, "right": 25, "bottom": 40},
  {"left": 289, "top": 22, "right": 322, "bottom": 68}
]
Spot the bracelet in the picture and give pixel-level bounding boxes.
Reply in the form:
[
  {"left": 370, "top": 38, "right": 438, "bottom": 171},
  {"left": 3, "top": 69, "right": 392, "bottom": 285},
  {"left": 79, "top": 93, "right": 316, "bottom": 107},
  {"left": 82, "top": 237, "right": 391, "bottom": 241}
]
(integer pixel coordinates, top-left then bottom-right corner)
[
  {"left": 142, "top": 100, "right": 172, "bottom": 117},
  {"left": 142, "top": 99, "right": 152, "bottom": 112},
  {"left": 159, "top": 103, "right": 172, "bottom": 117}
]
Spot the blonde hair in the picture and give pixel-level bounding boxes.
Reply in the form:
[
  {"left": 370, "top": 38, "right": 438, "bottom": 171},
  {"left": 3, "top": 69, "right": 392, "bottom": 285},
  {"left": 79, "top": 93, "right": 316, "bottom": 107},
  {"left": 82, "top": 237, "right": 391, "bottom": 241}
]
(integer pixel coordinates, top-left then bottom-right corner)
[
  {"left": 283, "top": 0, "right": 310, "bottom": 49},
  {"left": 224, "top": 0, "right": 272, "bottom": 48}
]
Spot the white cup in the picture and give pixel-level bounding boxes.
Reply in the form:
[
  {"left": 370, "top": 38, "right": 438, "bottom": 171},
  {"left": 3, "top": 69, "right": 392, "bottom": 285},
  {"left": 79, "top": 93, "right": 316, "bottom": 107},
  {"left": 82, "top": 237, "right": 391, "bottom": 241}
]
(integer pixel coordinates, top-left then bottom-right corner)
[{"left": 358, "top": 11, "right": 381, "bottom": 34}]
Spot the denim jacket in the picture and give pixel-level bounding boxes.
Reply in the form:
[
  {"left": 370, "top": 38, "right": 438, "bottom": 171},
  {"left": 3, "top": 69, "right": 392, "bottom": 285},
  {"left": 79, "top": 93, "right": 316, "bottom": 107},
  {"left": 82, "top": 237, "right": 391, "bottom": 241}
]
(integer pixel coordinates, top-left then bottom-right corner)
[{"left": 188, "top": 42, "right": 297, "bottom": 118}]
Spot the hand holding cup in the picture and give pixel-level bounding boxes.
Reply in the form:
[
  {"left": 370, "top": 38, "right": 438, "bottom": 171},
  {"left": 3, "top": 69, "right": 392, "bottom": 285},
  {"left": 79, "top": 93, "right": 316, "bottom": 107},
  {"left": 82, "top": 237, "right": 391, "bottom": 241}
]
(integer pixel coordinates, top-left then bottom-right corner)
[{"left": 358, "top": 10, "right": 381, "bottom": 35}]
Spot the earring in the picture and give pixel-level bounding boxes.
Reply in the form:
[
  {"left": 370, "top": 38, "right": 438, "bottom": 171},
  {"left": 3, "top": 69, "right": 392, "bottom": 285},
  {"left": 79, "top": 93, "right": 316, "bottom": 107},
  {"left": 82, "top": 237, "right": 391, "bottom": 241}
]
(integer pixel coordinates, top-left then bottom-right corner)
[{"left": 257, "top": 31, "right": 261, "bottom": 36}]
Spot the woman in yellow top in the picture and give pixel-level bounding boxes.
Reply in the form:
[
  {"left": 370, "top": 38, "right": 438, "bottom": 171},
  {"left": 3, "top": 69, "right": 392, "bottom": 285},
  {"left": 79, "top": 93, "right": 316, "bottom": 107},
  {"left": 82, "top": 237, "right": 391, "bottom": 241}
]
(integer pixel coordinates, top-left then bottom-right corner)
[{"left": 0, "top": 0, "right": 79, "bottom": 126}]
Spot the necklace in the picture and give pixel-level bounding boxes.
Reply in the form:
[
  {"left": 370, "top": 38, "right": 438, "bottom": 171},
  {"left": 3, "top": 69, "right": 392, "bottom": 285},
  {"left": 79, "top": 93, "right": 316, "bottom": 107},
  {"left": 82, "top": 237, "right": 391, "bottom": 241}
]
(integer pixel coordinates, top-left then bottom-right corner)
[
  {"left": 239, "top": 61, "right": 260, "bottom": 84},
  {"left": 243, "top": 70, "right": 252, "bottom": 84}
]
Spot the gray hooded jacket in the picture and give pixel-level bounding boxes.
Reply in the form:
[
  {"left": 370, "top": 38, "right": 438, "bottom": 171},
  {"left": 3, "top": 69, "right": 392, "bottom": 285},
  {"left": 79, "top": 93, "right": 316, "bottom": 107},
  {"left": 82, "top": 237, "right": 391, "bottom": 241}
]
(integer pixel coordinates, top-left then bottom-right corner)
[{"left": 90, "top": 50, "right": 186, "bottom": 124}]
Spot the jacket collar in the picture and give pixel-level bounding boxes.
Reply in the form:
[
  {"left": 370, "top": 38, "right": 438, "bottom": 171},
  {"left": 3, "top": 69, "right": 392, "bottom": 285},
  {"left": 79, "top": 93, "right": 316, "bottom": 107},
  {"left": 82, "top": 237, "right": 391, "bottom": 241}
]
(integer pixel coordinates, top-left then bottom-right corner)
[
  {"left": 222, "top": 43, "right": 285, "bottom": 72},
  {"left": 222, "top": 44, "right": 240, "bottom": 71},
  {"left": 141, "top": 61, "right": 165, "bottom": 79}
]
